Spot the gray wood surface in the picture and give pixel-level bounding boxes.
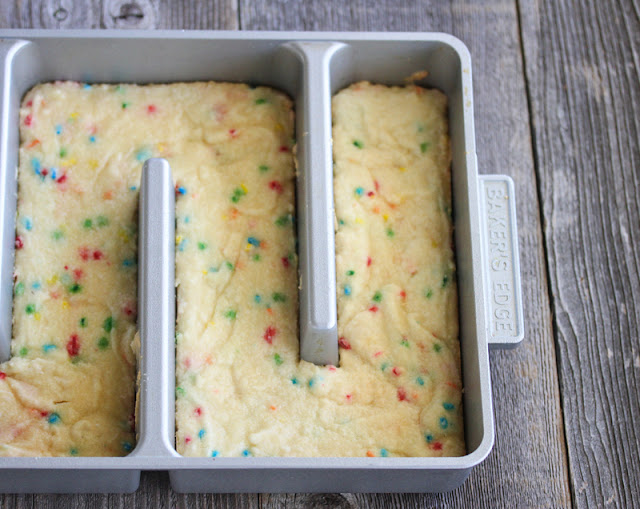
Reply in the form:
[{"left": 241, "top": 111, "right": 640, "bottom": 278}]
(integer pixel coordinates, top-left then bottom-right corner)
[
  {"left": 0, "top": 0, "right": 637, "bottom": 507},
  {"left": 519, "top": 1, "right": 640, "bottom": 508}
]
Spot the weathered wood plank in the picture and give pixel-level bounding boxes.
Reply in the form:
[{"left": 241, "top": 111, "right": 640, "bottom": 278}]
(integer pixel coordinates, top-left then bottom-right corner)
[
  {"left": 240, "top": 0, "right": 571, "bottom": 505},
  {"left": 518, "top": 0, "right": 640, "bottom": 507}
]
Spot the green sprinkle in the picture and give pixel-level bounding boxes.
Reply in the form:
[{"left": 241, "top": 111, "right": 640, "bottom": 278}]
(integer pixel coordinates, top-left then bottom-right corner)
[
  {"left": 441, "top": 274, "right": 451, "bottom": 288},
  {"left": 197, "top": 242, "right": 207, "bottom": 250},
  {"left": 225, "top": 261, "right": 234, "bottom": 270},
  {"left": 70, "top": 447, "right": 79, "bottom": 456},
  {"left": 59, "top": 147, "right": 67, "bottom": 158},
  {"left": 231, "top": 187, "right": 247, "bottom": 203},
  {"left": 420, "top": 142, "right": 430, "bottom": 153},
  {"left": 97, "top": 337, "right": 109, "bottom": 350},
  {"left": 25, "top": 304, "right": 35, "bottom": 314},
  {"left": 272, "top": 292, "right": 287, "bottom": 303},
  {"left": 386, "top": 228, "right": 395, "bottom": 238},
  {"left": 353, "top": 140, "right": 364, "bottom": 149},
  {"left": 19, "top": 347, "right": 28, "bottom": 357},
  {"left": 52, "top": 229, "right": 64, "bottom": 240},
  {"left": 275, "top": 215, "right": 291, "bottom": 227},
  {"left": 338, "top": 219, "right": 345, "bottom": 226},
  {"left": 79, "top": 317, "right": 88, "bottom": 328},
  {"left": 425, "top": 288, "right": 433, "bottom": 299},
  {"left": 255, "top": 98, "right": 268, "bottom": 105},
  {"left": 274, "top": 353, "right": 283, "bottom": 366},
  {"left": 381, "top": 362, "right": 389, "bottom": 372},
  {"left": 259, "top": 164, "right": 269, "bottom": 172},
  {"left": 224, "top": 309, "right": 237, "bottom": 320},
  {"left": 252, "top": 254, "right": 261, "bottom": 261},
  {"left": 96, "top": 215, "right": 109, "bottom": 227},
  {"left": 400, "top": 338, "right": 409, "bottom": 348},
  {"left": 83, "top": 218, "right": 93, "bottom": 229},
  {"left": 434, "top": 343, "right": 442, "bottom": 353},
  {"left": 122, "top": 102, "right": 129, "bottom": 109},
  {"left": 68, "top": 283, "right": 82, "bottom": 294},
  {"left": 176, "top": 386, "right": 185, "bottom": 397},
  {"left": 103, "top": 316, "right": 115, "bottom": 332},
  {"left": 373, "top": 291, "right": 382, "bottom": 302},
  {"left": 14, "top": 282, "right": 24, "bottom": 296},
  {"left": 346, "top": 270, "right": 355, "bottom": 276}
]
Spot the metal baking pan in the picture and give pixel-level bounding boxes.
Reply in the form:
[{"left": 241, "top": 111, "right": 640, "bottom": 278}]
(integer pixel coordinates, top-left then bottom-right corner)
[{"left": 0, "top": 30, "right": 523, "bottom": 493}]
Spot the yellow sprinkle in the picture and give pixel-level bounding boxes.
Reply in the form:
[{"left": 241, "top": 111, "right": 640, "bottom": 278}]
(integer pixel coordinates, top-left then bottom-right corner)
[
  {"left": 62, "top": 300, "right": 69, "bottom": 309},
  {"left": 275, "top": 123, "right": 284, "bottom": 131},
  {"left": 383, "top": 214, "right": 389, "bottom": 222},
  {"left": 47, "top": 275, "right": 58, "bottom": 285},
  {"left": 157, "top": 143, "right": 165, "bottom": 153},
  {"left": 70, "top": 112, "right": 79, "bottom": 119},
  {"left": 60, "top": 158, "right": 77, "bottom": 166},
  {"left": 245, "top": 243, "right": 253, "bottom": 251},
  {"left": 175, "top": 236, "right": 182, "bottom": 245},
  {"left": 221, "top": 214, "right": 228, "bottom": 221},
  {"left": 432, "top": 240, "right": 440, "bottom": 248},
  {"left": 399, "top": 166, "right": 407, "bottom": 172},
  {"left": 88, "top": 159, "right": 99, "bottom": 169},
  {"left": 240, "top": 183, "right": 248, "bottom": 194},
  {"left": 118, "top": 229, "right": 130, "bottom": 243},
  {"left": 355, "top": 217, "right": 364, "bottom": 224},
  {"left": 33, "top": 312, "right": 41, "bottom": 321},
  {"left": 208, "top": 321, "right": 215, "bottom": 326},
  {"left": 202, "top": 270, "right": 208, "bottom": 275}
]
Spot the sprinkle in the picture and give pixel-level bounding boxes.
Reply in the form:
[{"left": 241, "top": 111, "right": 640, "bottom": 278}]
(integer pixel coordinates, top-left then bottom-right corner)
[
  {"left": 231, "top": 186, "right": 246, "bottom": 202},
  {"left": 92, "top": 250, "right": 104, "bottom": 260},
  {"left": 66, "top": 334, "right": 80, "bottom": 357},
  {"left": 194, "top": 407, "right": 202, "bottom": 416},
  {"left": 259, "top": 164, "right": 269, "bottom": 172},
  {"left": 0, "top": 372, "right": 5, "bottom": 380},
  {"left": 281, "top": 257, "right": 290, "bottom": 268},
  {"left": 346, "top": 270, "right": 355, "bottom": 276},
  {"left": 443, "top": 402, "right": 455, "bottom": 411},
  {"left": 368, "top": 305, "right": 379, "bottom": 313},
  {"left": 247, "top": 236, "right": 260, "bottom": 247},
  {"left": 401, "top": 338, "right": 409, "bottom": 348},
  {"left": 420, "top": 142, "right": 430, "bottom": 153},
  {"left": 97, "top": 337, "right": 110, "bottom": 350},
  {"left": 416, "top": 377, "right": 425, "bottom": 386},
  {"left": 136, "top": 148, "right": 151, "bottom": 162},
  {"left": 68, "top": 283, "right": 82, "bottom": 294},
  {"left": 122, "top": 441, "right": 133, "bottom": 452},
  {"left": 103, "top": 316, "right": 115, "bottom": 332},
  {"left": 441, "top": 274, "right": 450, "bottom": 288},
  {"left": 386, "top": 228, "right": 395, "bottom": 237},
  {"left": 176, "top": 387, "right": 185, "bottom": 397},
  {"left": 14, "top": 282, "right": 24, "bottom": 295},
  {"left": 89, "top": 135, "right": 96, "bottom": 143},
  {"left": 291, "top": 377, "right": 298, "bottom": 385},
  {"left": 242, "top": 449, "right": 251, "bottom": 457},
  {"left": 274, "top": 353, "right": 283, "bottom": 366},
  {"left": 272, "top": 292, "right": 286, "bottom": 303},
  {"left": 211, "top": 450, "right": 219, "bottom": 457},
  {"left": 96, "top": 215, "right": 109, "bottom": 227},
  {"left": 52, "top": 229, "right": 64, "bottom": 240},
  {"left": 254, "top": 294, "right": 261, "bottom": 303},
  {"left": 397, "top": 388, "right": 408, "bottom": 401},
  {"left": 24, "top": 114, "right": 32, "bottom": 127},
  {"left": 434, "top": 343, "right": 442, "bottom": 353},
  {"left": 367, "top": 257, "right": 372, "bottom": 267},
  {"left": 198, "top": 429, "right": 206, "bottom": 439},
  {"left": 79, "top": 317, "right": 88, "bottom": 327},
  {"left": 19, "top": 347, "right": 28, "bottom": 357},
  {"left": 264, "top": 326, "right": 276, "bottom": 344},
  {"left": 198, "top": 242, "right": 208, "bottom": 250},
  {"left": 432, "top": 442, "right": 443, "bottom": 451},
  {"left": 269, "top": 181, "right": 283, "bottom": 193},
  {"left": 224, "top": 309, "right": 237, "bottom": 320},
  {"left": 279, "top": 145, "right": 290, "bottom": 153},
  {"left": 59, "top": 147, "right": 67, "bottom": 158},
  {"left": 43, "top": 344, "right": 56, "bottom": 353},
  {"left": 380, "top": 448, "right": 389, "bottom": 457},
  {"left": 338, "top": 337, "right": 351, "bottom": 350},
  {"left": 55, "top": 125, "right": 63, "bottom": 135},
  {"left": 275, "top": 215, "right": 291, "bottom": 227},
  {"left": 70, "top": 448, "right": 79, "bottom": 456},
  {"left": 373, "top": 291, "right": 382, "bottom": 302},
  {"left": 353, "top": 140, "right": 364, "bottom": 149},
  {"left": 425, "top": 433, "right": 433, "bottom": 443},
  {"left": 343, "top": 285, "right": 352, "bottom": 296},
  {"left": 147, "top": 104, "right": 157, "bottom": 114},
  {"left": 308, "top": 377, "right": 315, "bottom": 388},
  {"left": 425, "top": 289, "right": 433, "bottom": 299},
  {"left": 392, "top": 367, "right": 402, "bottom": 376},
  {"left": 25, "top": 304, "right": 35, "bottom": 314},
  {"left": 366, "top": 451, "right": 375, "bottom": 457},
  {"left": 255, "top": 98, "right": 268, "bottom": 105},
  {"left": 122, "top": 102, "right": 130, "bottom": 109},
  {"left": 122, "top": 258, "right": 135, "bottom": 267},
  {"left": 48, "top": 412, "right": 60, "bottom": 424},
  {"left": 354, "top": 187, "right": 364, "bottom": 196},
  {"left": 83, "top": 218, "right": 93, "bottom": 229},
  {"left": 130, "top": 186, "right": 137, "bottom": 191},
  {"left": 439, "top": 417, "right": 449, "bottom": 429}
]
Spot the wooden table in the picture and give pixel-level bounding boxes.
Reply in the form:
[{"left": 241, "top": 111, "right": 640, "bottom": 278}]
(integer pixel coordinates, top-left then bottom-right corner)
[{"left": 1, "top": 1, "right": 638, "bottom": 507}]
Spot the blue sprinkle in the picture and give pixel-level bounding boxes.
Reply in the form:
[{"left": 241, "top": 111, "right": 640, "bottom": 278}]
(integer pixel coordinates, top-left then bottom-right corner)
[
  {"left": 242, "top": 449, "right": 251, "bottom": 457},
  {"left": 31, "top": 281, "right": 41, "bottom": 290},
  {"left": 177, "top": 186, "right": 187, "bottom": 195},
  {"left": 443, "top": 402, "right": 455, "bottom": 411},
  {"left": 122, "top": 258, "right": 135, "bottom": 267},
  {"left": 291, "top": 377, "right": 298, "bottom": 385},
  {"left": 425, "top": 433, "right": 434, "bottom": 443},
  {"left": 208, "top": 266, "right": 219, "bottom": 273},
  {"left": 51, "top": 169, "right": 57, "bottom": 180},
  {"left": 89, "top": 135, "right": 96, "bottom": 143},
  {"left": 211, "top": 450, "right": 219, "bottom": 457},
  {"left": 184, "top": 216, "right": 190, "bottom": 223},
  {"left": 42, "top": 344, "right": 56, "bottom": 353},
  {"left": 416, "top": 377, "right": 424, "bottom": 386},
  {"left": 83, "top": 83, "right": 92, "bottom": 90},
  {"left": 254, "top": 294, "right": 261, "bottom": 303},
  {"left": 31, "top": 157, "right": 41, "bottom": 174},
  {"left": 48, "top": 412, "right": 60, "bottom": 424},
  {"left": 122, "top": 441, "right": 133, "bottom": 452},
  {"left": 247, "top": 236, "right": 260, "bottom": 247},
  {"left": 355, "top": 186, "right": 364, "bottom": 196},
  {"left": 135, "top": 148, "right": 151, "bottom": 162},
  {"left": 308, "top": 377, "right": 315, "bottom": 388},
  {"left": 198, "top": 429, "right": 206, "bottom": 439},
  {"left": 178, "top": 239, "right": 187, "bottom": 252},
  {"left": 22, "top": 218, "right": 33, "bottom": 231},
  {"left": 343, "top": 284, "right": 352, "bottom": 296},
  {"left": 439, "top": 417, "right": 449, "bottom": 429},
  {"left": 380, "top": 448, "right": 389, "bottom": 457},
  {"left": 129, "top": 186, "right": 137, "bottom": 191},
  {"left": 55, "top": 125, "right": 63, "bottom": 135}
]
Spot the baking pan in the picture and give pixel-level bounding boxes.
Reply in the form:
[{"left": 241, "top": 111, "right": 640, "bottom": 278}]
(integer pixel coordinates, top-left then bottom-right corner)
[{"left": 0, "top": 30, "right": 523, "bottom": 493}]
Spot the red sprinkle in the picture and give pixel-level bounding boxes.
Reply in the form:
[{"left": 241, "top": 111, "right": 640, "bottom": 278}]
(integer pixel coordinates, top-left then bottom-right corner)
[
  {"left": 368, "top": 305, "right": 379, "bottom": 313},
  {"left": 229, "top": 128, "right": 238, "bottom": 138},
  {"left": 279, "top": 145, "right": 289, "bottom": 153},
  {"left": 41, "top": 168, "right": 48, "bottom": 177},
  {"left": 328, "top": 365, "right": 337, "bottom": 372},
  {"left": 194, "top": 407, "right": 202, "bottom": 416},
  {"left": 367, "top": 191, "right": 375, "bottom": 197},
  {"left": 147, "top": 104, "right": 157, "bottom": 114},
  {"left": 269, "top": 181, "right": 284, "bottom": 193},
  {"left": 432, "top": 442, "right": 443, "bottom": 451},
  {"left": 0, "top": 372, "right": 6, "bottom": 380},
  {"left": 66, "top": 334, "right": 80, "bottom": 357},
  {"left": 73, "top": 269, "right": 83, "bottom": 280},
  {"left": 26, "top": 100, "right": 33, "bottom": 107},
  {"left": 264, "top": 326, "right": 277, "bottom": 344},
  {"left": 24, "top": 114, "right": 32, "bottom": 127},
  {"left": 392, "top": 367, "right": 402, "bottom": 376},
  {"left": 40, "top": 410, "right": 48, "bottom": 417},
  {"left": 281, "top": 257, "right": 290, "bottom": 268},
  {"left": 338, "top": 337, "right": 351, "bottom": 350},
  {"left": 78, "top": 247, "right": 90, "bottom": 261},
  {"left": 399, "top": 290, "right": 407, "bottom": 300},
  {"left": 57, "top": 174, "right": 67, "bottom": 184},
  {"left": 185, "top": 437, "right": 191, "bottom": 444},
  {"left": 92, "top": 250, "right": 104, "bottom": 260},
  {"left": 123, "top": 302, "right": 136, "bottom": 317},
  {"left": 15, "top": 236, "right": 23, "bottom": 249},
  {"left": 397, "top": 387, "right": 408, "bottom": 401},
  {"left": 345, "top": 394, "right": 352, "bottom": 401},
  {"left": 374, "top": 180, "right": 380, "bottom": 192},
  {"left": 373, "top": 351, "right": 383, "bottom": 357},
  {"left": 367, "top": 256, "right": 372, "bottom": 267}
]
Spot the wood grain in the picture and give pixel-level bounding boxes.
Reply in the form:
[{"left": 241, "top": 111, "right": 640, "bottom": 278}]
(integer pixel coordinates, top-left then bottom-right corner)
[{"left": 519, "top": 0, "right": 640, "bottom": 507}]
